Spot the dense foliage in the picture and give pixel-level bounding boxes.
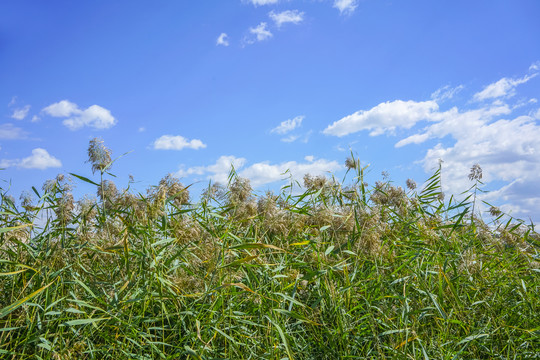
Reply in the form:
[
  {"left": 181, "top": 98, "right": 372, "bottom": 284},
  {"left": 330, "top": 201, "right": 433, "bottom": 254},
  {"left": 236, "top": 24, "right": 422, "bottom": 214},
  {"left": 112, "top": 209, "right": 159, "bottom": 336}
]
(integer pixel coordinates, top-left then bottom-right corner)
[{"left": 1, "top": 140, "right": 539, "bottom": 359}]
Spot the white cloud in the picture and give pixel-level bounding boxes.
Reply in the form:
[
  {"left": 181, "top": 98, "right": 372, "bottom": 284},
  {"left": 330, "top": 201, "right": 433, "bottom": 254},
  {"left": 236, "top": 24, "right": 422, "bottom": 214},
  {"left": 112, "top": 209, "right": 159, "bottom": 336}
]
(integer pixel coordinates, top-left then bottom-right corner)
[
  {"left": 176, "top": 155, "right": 342, "bottom": 188},
  {"left": 42, "top": 100, "right": 79, "bottom": 117},
  {"left": 431, "top": 85, "right": 464, "bottom": 102},
  {"left": 271, "top": 115, "right": 304, "bottom": 134},
  {"left": 11, "top": 105, "right": 30, "bottom": 120},
  {"left": 244, "top": 0, "right": 280, "bottom": 5},
  {"left": 42, "top": 100, "right": 117, "bottom": 130},
  {"left": 324, "top": 65, "right": 540, "bottom": 221},
  {"left": 241, "top": 158, "right": 341, "bottom": 187},
  {"left": 153, "top": 135, "right": 207, "bottom": 150},
  {"left": 269, "top": 10, "right": 304, "bottom": 28},
  {"left": 395, "top": 133, "right": 430, "bottom": 148},
  {"left": 216, "top": 33, "right": 229, "bottom": 46},
  {"left": 247, "top": 22, "right": 273, "bottom": 44},
  {"left": 177, "top": 155, "right": 247, "bottom": 184},
  {"left": 0, "top": 148, "right": 62, "bottom": 170},
  {"left": 0, "top": 123, "right": 27, "bottom": 139},
  {"left": 31, "top": 115, "right": 40, "bottom": 122},
  {"left": 323, "top": 100, "right": 439, "bottom": 137},
  {"left": 473, "top": 73, "right": 537, "bottom": 101},
  {"left": 333, "top": 0, "right": 358, "bottom": 14},
  {"left": 281, "top": 134, "right": 300, "bottom": 143},
  {"left": 138, "top": 127, "right": 146, "bottom": 132}
]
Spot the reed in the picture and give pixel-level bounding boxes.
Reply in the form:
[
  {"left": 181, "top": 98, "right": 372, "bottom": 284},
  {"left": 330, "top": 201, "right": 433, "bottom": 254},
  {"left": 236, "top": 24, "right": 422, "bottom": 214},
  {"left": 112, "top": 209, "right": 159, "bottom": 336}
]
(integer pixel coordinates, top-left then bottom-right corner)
[{"left": 0, "top": 140, "right": 538, "bottom": 359}]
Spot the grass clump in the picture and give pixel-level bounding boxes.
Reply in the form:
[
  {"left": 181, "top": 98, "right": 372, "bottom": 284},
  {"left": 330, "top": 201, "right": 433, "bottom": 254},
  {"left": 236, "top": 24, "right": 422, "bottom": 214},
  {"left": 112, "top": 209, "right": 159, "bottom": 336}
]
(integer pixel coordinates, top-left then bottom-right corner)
[{"left": 0, "top": 141, "right": 539, "bottom": 359}]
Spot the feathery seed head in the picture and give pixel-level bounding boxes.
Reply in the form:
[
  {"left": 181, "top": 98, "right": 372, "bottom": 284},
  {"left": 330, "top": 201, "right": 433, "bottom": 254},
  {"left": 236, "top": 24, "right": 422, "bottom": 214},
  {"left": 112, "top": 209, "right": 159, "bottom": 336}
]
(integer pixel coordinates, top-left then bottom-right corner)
[
  {"left": 55, "top": 192, "right": 75, "bottom": 223},
  {"left": 228, "top": 177, "right": 252, "bottom": 204},
  {"left": 345, "top": 157, "right": 358, "bottom": 170},
  {"left": 97, "top": 180, "right": 118, "bottom": 210},
  {"left": 489, "top": 206, "right": 502, "bottom": 217},
  {"left": 19, "top": 191, "right": 34, "bottom": 210},
  {"left": 202, "top": 182, "right": 226, "bottom": 202},
  {"left": 303, "top": 174, "right": 327, "bottom": 191},
  {"left": 468, "top": 163, "right": 483, "bottom": 181},
  {"left": 158, "top": 173, "right": 190, "bottom": 208},
  {"left": 87, "top": 137, "right": 112, "bottom": 174},
  {"left": 406, "top": 178, "right": 417, "bottom": 190}
]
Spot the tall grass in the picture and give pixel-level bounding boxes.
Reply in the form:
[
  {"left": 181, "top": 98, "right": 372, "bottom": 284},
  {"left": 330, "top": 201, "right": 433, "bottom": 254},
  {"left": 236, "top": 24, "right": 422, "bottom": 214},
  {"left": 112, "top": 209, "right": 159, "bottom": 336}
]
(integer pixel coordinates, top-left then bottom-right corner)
[{"left": 1, "top": 141, "right": 539, "bottom": 359}]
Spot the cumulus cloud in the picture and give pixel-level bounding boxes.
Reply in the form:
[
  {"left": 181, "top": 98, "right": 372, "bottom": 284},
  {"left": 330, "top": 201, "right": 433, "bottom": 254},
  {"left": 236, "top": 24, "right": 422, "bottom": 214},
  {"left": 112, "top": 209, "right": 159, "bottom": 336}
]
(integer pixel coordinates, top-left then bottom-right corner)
[
  {"left": 269, "top": 10, "right": 304, "bottom": 27},
  {"left": 0, "top": 148, "right": 62, "bottom": 170},
  {"left": 42, "top": 100, "right": 117, "bottom": 130},
  {"left": 176, "top": 155, "right": 341, "bottom": 188},
  {"left": 333, "top": 0, "right": 358, "bottom": 14},
  {"left": 271, "top": 115, "right": 304, "bottom": 134},
  {"left": 42, "top": 100, "right": 79, "bottom": 117},
  {"left": 323, "top": 100, "right": 439, "bottom": 137},
  {"left": 0, "top": 123, "right": 27, "bottom": 139},
  {"left": 216, "top": 33, "right": 229, "bottom": 46},
  {"left": 11, "top": 105, "right": 31, "bottom": 120},
  {"left": 246, "top": 22, "right": 273, "bottom": 44},
  {"left": 177, "top": 155, "right": 247, "bottom": 184},
  {"left": 324, "top": 64, "right": 540, "bottom": 220},
  {"left": 473, "top": 73, "right": 537, "bottom": 101},
  {"left": 241, "top": 157, "right": 342, "bottom": 187},
  {"left": 153, "top": 135, "right": 207, "bottom": 150}
]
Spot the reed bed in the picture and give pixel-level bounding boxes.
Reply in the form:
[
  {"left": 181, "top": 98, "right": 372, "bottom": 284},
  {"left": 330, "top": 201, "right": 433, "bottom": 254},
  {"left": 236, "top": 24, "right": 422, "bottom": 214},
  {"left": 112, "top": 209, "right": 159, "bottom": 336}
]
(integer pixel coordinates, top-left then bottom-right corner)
[{"left": 1, "top": 140, "right": 539, "bottom": 359}]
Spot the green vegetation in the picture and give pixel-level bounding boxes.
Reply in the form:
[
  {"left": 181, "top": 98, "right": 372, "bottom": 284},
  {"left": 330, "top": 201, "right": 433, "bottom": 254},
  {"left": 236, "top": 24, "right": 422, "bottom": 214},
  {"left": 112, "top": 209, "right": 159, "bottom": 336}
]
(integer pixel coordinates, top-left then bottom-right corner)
[{"left": 1, "top": 139, "right": 539, "bottom": 359}]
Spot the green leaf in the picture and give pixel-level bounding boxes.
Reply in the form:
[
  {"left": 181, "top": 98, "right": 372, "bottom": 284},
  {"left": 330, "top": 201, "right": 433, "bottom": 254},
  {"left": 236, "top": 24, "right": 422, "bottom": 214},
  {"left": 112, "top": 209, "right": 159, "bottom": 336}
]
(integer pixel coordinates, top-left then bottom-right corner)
[
  {"left": 266, "top": 316, "right": 294, "bottom": 360},
  {"left": 325, "top": 245, "right": 335, "bottom": 256},
  {"left": 0, "top": 279, "right": 56, "bottom": 318},
  {"left": 457, "top": 333, "right": 488, "bottom": 345},
  {"left": 0, "top": 223, "right": 32, "bottom": 234},
  {"left": 64, "top": 317, "right": 109, "bottom": 326},
  {"left": 69, "top": 173, "right": 101, "bottom": 186},
  {"left": 230, "top": 243, "right": 285, "bottom": 252}
]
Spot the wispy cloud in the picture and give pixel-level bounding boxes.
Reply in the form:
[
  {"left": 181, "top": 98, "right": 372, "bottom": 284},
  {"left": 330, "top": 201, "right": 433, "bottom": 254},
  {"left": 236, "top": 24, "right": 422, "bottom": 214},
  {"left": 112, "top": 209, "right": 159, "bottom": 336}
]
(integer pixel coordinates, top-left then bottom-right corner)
[
  {"left": 244, "top": 0, "right": 280, "bottom": 6},
  {"left": 11, "top": 105, "right": 31, "bottom": 120},
  {"left": 271, "top": 115, "right": 304, "bottom": 134},
  {"left": 269, "top": 10, "right": 304, "bottom": 28},
  {"left": 216, "top": 33, "right": 229, "bottom": 46},
  {"left": 42, "top": 100, "right": 116, "bottom": 130},
  {"left": 333, "top": 0, "right": 358, "bottom": 15},
  {"left": 431, "top": 85, "right": 464, "bottom": 102},
  {"left": 281, "top": 134, "right": 300, "bottom": 143},
  {"left": 0, "top": 148, "right": 62, "bottom": 170},
  {"left": 0, "top": 123, "right": 27, "bottom": 139},
  {"left": 153, "top": 135, "right": 206, "bottom": 150}
]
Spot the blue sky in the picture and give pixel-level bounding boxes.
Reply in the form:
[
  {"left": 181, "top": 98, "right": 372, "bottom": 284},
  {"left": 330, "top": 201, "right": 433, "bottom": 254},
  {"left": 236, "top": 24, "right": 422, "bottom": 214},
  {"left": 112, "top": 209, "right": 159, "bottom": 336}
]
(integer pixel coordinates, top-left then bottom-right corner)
[{"left": 1, "top": 0, "right": 540, "bottom": 222}]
